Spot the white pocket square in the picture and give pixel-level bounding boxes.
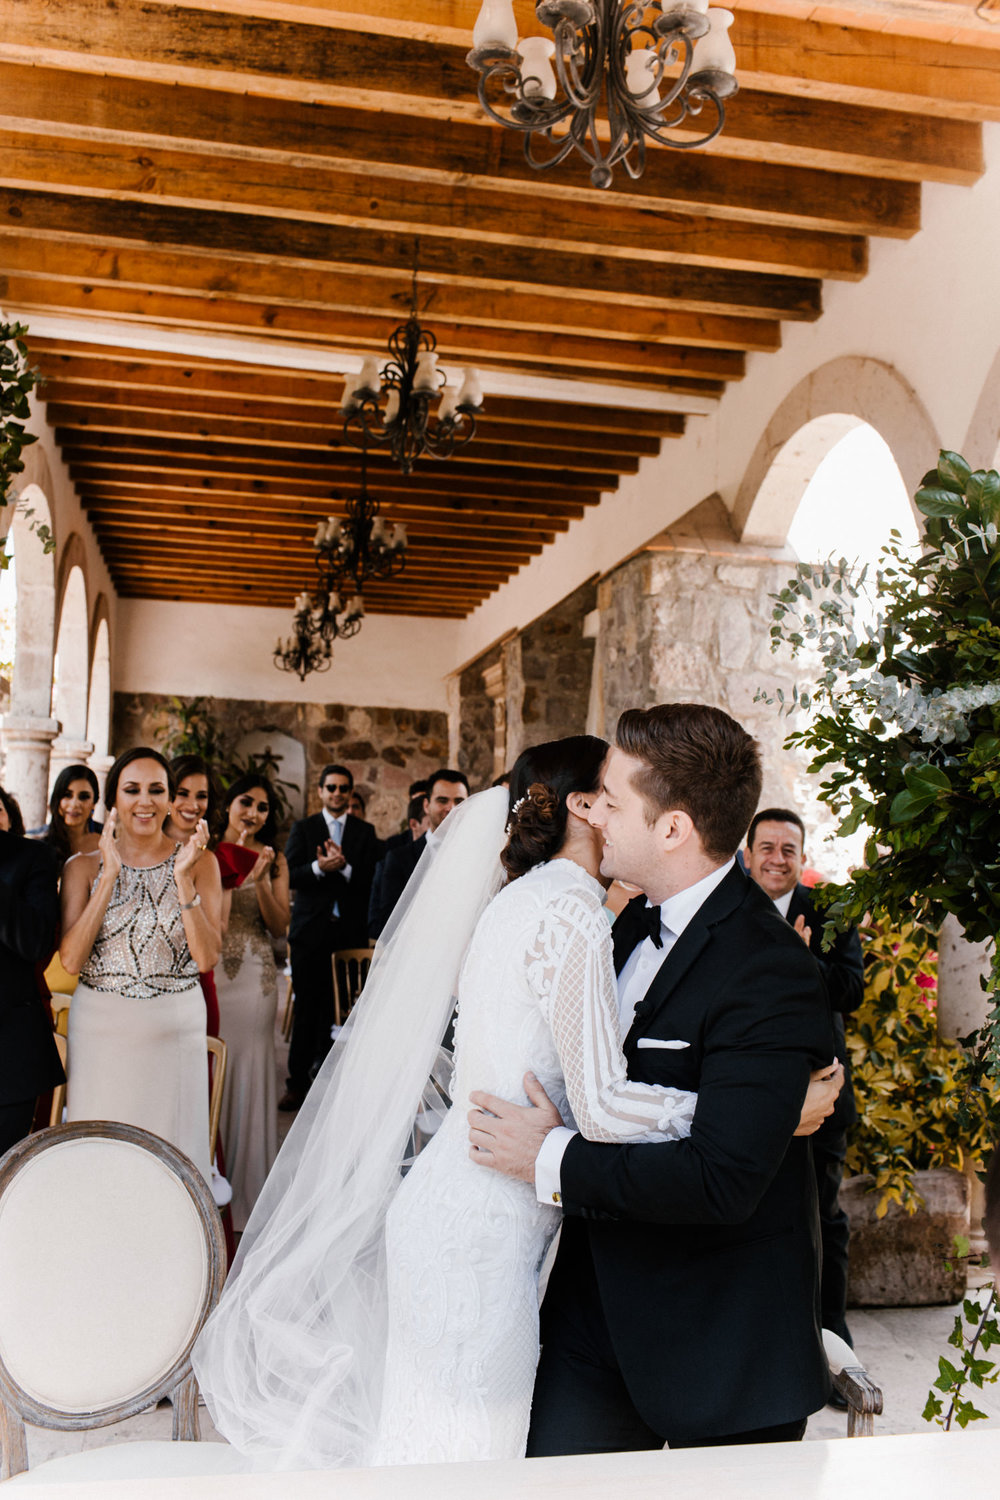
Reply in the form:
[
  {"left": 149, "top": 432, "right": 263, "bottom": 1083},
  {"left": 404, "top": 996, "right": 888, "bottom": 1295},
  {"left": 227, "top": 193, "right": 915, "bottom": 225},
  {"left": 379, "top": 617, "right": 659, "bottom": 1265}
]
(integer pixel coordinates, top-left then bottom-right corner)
[{"left": 636, "top": 1037, "right": 690, "bottom": 1050}]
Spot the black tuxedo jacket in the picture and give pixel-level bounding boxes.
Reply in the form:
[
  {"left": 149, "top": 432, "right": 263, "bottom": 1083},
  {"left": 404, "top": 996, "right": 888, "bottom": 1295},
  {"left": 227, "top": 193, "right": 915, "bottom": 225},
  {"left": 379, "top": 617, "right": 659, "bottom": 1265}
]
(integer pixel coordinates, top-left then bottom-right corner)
[
  {"left": 0, "top": 832, "right": 65, "bottom": 1106},
  {"left": 787, "top": 883, "right": 863, "bottom": 1134},
  {"left": 286, "top": 812, "right": 378, "bottom": 949},
  {"left": 367, "top": 833, "right": 425, "bottom": 939},
  {"left": 557, "top": 863, "right": 835, "bottom": 1443}
]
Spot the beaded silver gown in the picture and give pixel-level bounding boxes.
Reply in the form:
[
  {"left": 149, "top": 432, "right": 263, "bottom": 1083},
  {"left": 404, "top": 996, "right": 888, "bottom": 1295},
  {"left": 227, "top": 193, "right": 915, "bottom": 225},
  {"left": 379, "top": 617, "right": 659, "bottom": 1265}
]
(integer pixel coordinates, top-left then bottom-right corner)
[{"left": 67, "top": 850, "right": 211, "bottom": 1181}]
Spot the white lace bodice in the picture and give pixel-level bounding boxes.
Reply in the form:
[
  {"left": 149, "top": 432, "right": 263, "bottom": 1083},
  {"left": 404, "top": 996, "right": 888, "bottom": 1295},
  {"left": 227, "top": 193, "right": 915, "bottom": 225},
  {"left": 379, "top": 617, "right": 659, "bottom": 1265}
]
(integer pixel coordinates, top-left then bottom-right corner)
[{"left": 450, "top": 857, "right": 695, "bottom": 1141}]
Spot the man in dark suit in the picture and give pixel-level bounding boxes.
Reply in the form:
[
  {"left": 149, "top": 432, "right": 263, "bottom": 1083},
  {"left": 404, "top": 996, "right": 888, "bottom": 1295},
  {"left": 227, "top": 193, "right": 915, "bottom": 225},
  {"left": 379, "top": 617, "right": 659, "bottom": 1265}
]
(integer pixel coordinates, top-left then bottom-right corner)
[
  {"left": 468, "top": 704, "right": 836, "bottom": 1453},
  {"left": 0, "top": 826, "right": 65, "bottom": 1156},
  {"left": 281, "top": 763, "right": 379, "bottom": 1110},
  {"left": 368, "top": 769, "right": 469, "bottom": 939},
  {"left": 745, "top": 806, "right": 864, "bottom": 1349}
]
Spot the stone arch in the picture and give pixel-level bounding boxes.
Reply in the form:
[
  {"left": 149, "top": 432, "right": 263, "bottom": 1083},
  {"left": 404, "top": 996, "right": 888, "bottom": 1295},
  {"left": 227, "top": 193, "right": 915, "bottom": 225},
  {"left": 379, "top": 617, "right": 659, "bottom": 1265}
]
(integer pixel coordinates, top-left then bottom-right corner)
[
  {"left": 50, "top": 536, "right": 93, "bottom": 792},
  {"left": 964, "top": 346, "right": 1000, "bottom": 471},
  {"left": 0, "top": 483, "right": 59, "bottom": 826},
  {"left": 734, "top": 357, "right": 938, "bottom": 547}
]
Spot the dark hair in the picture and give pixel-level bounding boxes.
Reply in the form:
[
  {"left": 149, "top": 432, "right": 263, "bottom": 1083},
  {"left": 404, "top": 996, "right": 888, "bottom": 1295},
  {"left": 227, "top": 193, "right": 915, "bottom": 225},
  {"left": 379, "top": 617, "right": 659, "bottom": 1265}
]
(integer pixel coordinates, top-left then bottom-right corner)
[
  {"left": 615, "top": 704, "right": 762, "bottom": 862},
  {"left": 491, "top": 772, "right": 510, "bottom": 788},
  {"left": 502, "top": 736, "right": 608, "bottom": 881},
  {"left": 407, "top": 794, "right": 427, "bottom": 824},
  {"left": 319, "top": 763, "right": 353, "bottom": 791},
  {"left": 44, "top": 763, "right": 101, "bottom": 865},
  {"left": 426, "top": 767, "right": 470, "bottom": 797},
  {"left": 221, "top": 772, "right": 280, "bottom": 847},
  {"left": 747, "top": 807, "right": 806, "bottom": 849},
  {"left": 408, "top": 779, "right": 429, "bottom": 799},
  {"left": 169, "top": 754, "right": 219, "bottom": 829},
  {"left": 0, "top": 785, "right": 25, "bottom": 838},
  {"left": 104, "top": 747, "right": 174, "bottom": 812},
  {"left": 350, "top": 788, "right": 367, "bottom": 815}
]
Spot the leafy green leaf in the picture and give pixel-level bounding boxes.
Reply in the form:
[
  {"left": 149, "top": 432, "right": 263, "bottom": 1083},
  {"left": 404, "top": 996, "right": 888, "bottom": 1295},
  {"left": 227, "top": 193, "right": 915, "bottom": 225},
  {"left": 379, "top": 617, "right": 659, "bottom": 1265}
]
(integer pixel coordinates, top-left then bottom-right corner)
[{"left": 916, "top": 486, "right": 965, "bottom": 518}]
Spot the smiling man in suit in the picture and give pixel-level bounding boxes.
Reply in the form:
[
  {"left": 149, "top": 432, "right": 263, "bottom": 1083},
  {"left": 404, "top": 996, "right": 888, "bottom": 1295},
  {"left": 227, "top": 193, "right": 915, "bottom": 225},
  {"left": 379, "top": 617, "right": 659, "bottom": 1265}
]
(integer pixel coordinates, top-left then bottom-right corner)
[
  {"left": 469, "top": 703, "right": 836, "bottom": 1454},
  {"left": 281, "top": 763, "right": 379, "bottom": 1110},
  {"left": 745, "top": 806, "right": 864, "bottom": 1352}
]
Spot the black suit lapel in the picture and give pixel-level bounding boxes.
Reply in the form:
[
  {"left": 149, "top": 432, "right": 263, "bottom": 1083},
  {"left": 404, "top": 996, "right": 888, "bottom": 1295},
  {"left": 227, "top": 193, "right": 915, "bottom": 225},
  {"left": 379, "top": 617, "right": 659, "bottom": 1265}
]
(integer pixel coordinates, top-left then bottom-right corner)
[{"left": 622, "top": 864, "right": 749, "bottom": 1050}]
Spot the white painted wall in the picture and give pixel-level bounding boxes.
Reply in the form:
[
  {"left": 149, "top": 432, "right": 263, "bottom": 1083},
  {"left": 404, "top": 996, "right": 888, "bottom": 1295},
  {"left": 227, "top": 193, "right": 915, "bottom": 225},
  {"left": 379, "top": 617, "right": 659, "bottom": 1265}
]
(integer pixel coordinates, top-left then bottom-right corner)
[
  {"left": 114, "top": 599, "right": 457, "bottom": 710},
  {"left": 451, "top": 123, "right": 1000, "bottom": 668}
]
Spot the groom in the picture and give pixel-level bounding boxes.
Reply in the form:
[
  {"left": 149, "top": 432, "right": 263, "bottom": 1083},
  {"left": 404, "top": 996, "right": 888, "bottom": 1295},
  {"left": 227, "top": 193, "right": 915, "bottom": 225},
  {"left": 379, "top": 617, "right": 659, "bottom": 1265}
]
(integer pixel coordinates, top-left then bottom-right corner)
[{"left": 469, "top": 703, "right": 836, "bottom": 1452}]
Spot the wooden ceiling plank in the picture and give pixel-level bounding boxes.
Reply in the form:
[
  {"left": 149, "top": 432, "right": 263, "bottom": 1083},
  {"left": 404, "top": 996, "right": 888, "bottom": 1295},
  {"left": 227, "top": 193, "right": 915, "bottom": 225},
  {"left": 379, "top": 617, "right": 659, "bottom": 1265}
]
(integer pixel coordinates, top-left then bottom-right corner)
[
  {"left": 0, "top": 134, "right": 868, "bottom": 281},
  {"left": 31, "top": 351, "right": 704, "bottom": 418},
  {"left": 0, "top": 62, "right": 928, "bottom": 225},
  {"left": 1, "top": 189, "right": 824, "bottom": 319},
  {"left": 5, "top": 1, "right": 995, "bottom": 127}
]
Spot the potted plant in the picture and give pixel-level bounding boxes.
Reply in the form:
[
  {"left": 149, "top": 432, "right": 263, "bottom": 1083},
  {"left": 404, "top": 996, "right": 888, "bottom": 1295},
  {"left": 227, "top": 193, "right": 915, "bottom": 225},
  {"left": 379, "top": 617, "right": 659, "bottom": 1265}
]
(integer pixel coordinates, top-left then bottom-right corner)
[{"left": 844, "top": 916, "right": 999, "bottom": 1304}]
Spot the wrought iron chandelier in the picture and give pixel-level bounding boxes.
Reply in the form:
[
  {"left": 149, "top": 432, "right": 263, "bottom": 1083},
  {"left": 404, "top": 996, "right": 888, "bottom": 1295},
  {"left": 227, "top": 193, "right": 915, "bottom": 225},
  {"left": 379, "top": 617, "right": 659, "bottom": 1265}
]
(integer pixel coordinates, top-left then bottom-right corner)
[
  {"left": 467, "top": 0, "right": 738, "bottom": 189},
  {"left": 273, "top": 448, "right": 408, "bottom": 679},
  {"left": 341, "top": 270, "right": 484, "bottom": 475}
]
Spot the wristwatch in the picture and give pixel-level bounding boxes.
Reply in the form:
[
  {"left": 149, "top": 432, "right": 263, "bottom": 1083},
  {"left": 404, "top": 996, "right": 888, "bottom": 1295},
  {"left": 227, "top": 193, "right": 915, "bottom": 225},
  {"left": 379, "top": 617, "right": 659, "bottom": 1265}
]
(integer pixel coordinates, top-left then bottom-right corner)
[{"left": 179, "top": 892, "right": 202, "bottom": 911}]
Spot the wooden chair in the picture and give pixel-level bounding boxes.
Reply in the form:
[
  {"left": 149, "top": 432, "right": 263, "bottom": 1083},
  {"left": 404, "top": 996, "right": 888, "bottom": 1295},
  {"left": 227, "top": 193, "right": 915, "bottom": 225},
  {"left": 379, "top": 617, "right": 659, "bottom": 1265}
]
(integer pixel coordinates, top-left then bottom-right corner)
[
  {"left": 280, "top": 971, "right": 295, "bottom": 1041},
  {"left": 331, "top": 947, "right": 373, "bottom": 1027},
  {"left": 823, "top": 1329, "right": 884, "bottom": 1437},
  {"left": 205, "top": 1035, "right": 228, "bottom": 1163},
  {"left": 0, "top": 1121, "right": 240, "bottom": 1484}
]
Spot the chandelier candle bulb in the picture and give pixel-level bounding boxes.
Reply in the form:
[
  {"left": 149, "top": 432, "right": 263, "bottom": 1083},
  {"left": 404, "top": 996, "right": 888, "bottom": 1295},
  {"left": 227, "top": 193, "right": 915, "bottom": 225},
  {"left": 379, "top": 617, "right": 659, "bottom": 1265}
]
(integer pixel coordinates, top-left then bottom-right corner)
[
  {"left": 384, "top": 389, "right": 400, "bottom": 424},
  {"left": 625, "top": 47, "right": 661, "bottom": 108},
  {"left": 370, "top": 516, "right": 387, "bottom": 543},
  {"left": 327, "top": 516, "right": 341, "bottom": 542},
  {"left": 313, "top": 520, "right": 327, "bottom": 546},
  {"left": 391, "top": 523, "right": 408, "bottom": 549},
  {"left": 327, "top": 590, "right": 341, "bottom": 612},
  {"left": 458, "top": 367, "right": 484, "bottom": 408},
  {"left": 692, "top": 9, "right": 736, "bottom": 77},
  {"left": 356, "top": 356, "right": 382, "bottom": 395},
  {"left": 438, "top": 385, "right": 460, "bottom": 421},
  {"left": 413, "top": 351, "right": 440, "bottom": 393},
  {"left": 472, "top": 0, "right": 518, "bottom": 49},
  {"left": 518, "top": 37, "right": 557, "bottom": 98},
  {"left": 349, "top": 595, "right": 365, "bottom": 618}
]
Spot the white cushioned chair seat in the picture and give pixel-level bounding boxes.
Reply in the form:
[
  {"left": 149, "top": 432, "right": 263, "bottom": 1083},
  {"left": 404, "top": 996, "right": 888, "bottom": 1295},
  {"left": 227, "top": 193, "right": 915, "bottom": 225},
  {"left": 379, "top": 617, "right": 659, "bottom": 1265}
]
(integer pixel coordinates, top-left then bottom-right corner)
[
  {"left": 0, "top": 1139, "right": 207, "bottom": 1411},
  {"left": 5, "top": 1440, "right": 249, "bottom": 1485}
]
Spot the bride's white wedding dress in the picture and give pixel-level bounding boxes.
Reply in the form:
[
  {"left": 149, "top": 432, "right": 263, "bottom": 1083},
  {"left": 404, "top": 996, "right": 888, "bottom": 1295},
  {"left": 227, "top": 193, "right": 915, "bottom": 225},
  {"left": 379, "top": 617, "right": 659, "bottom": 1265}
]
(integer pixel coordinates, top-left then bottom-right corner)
[
  {"left": 193, "top": 790, "right": 694, "bottom": 1472},
  {"left": 373, "top": 857, "right": 694, "bottom": 1465}
]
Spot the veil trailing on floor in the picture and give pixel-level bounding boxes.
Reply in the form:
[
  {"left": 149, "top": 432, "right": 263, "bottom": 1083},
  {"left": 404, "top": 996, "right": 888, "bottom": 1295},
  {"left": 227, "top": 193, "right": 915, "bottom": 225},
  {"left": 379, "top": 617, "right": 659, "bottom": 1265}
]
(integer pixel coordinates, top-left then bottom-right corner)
[{"left": 192, "top": 787, "right": 510, "bottom": 1472}]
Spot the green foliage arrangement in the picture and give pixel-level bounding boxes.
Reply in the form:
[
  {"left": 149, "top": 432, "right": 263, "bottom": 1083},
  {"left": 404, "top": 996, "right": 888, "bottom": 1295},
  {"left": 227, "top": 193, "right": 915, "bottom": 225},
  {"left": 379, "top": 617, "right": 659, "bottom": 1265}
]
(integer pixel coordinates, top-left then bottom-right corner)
[
  {"left": 0, "top": 322, "right": 39, "bottom": 509},
  {"left": 764, "top": 451, "right": 1000, "bottom": 1078},
  {"left": 157, "top": 695, "right": 297, "bottom": 825},
  {"left": 924, "top": 1274, "right": 999, "bottom": 1430},
  {"left": 847, "top": 918, "right": 1000, "bottom": 1216}
]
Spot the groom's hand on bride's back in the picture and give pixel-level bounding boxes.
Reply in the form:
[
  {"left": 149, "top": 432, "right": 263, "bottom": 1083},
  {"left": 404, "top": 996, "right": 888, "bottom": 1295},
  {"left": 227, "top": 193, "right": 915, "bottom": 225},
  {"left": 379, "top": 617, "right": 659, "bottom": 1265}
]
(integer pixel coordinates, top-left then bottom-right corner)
[{"left": 469, "top": 1073, "right": 562, "bottom": 1183}]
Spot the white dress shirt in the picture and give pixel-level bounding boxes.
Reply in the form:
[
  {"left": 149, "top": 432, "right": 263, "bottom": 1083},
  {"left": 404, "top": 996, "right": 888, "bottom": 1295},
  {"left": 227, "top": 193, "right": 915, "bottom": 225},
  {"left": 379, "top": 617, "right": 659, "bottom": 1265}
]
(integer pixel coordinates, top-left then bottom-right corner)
[
  {"left": 534, "top": 858, "right": 735, "bottom": 1206},
  {"left": 773, "top": 887, "right": 794, "bottom": 919}
]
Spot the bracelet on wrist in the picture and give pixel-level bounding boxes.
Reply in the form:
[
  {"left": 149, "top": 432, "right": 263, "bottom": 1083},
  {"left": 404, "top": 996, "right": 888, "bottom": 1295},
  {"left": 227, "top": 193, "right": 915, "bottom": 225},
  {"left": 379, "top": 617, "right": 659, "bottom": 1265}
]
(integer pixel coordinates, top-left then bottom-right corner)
[{"left": 178, "top": 892, "right": 202, "bottom": 911}]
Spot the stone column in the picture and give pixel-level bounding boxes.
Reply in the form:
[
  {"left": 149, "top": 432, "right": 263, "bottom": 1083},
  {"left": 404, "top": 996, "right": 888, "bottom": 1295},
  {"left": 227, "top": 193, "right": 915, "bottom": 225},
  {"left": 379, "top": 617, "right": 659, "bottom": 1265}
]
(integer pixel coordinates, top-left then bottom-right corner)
[
  {"left": 89, "top": 753, "right": 115, "bottom": 818},
  {"left": 48, "top": 735, "right": 96, "bottom": 792},
  {"left": 0, "top": 714, "right": 60, "bottom": 828},
  {"left": 937, "top": 914, "right": 993, "bottom": 1284},
  {"left": 481, "top": 661, "right": 507, "bottom": 782}
]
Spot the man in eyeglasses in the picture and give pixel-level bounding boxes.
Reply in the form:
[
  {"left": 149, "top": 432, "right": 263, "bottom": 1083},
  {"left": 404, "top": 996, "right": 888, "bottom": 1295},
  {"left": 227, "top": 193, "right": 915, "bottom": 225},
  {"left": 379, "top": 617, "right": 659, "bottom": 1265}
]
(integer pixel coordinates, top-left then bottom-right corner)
[{"left": 281, "top": 763, "right": 379, "bottom": 1110}]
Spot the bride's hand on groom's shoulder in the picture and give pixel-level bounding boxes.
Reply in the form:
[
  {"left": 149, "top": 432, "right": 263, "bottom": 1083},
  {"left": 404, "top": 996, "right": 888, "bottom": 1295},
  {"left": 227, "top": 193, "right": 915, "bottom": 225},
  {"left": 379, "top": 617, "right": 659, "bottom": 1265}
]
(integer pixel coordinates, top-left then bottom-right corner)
[{"left": 468, "top": 1073, "right": 562, "bottom": 1183}]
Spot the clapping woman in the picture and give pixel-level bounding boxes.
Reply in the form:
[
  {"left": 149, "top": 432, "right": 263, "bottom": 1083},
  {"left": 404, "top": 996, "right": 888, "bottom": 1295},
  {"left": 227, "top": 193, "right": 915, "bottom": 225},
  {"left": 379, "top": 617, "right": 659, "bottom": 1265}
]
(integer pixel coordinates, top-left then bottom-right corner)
[
  {"left": 59, "top": 747, "right": 222, "bottom": 1181},
  {"left": 215, "top": 774, "right": 290, "bottom": 1229},
  {"left": 41, "top": 764, "right": 102, "bottom": 873}
]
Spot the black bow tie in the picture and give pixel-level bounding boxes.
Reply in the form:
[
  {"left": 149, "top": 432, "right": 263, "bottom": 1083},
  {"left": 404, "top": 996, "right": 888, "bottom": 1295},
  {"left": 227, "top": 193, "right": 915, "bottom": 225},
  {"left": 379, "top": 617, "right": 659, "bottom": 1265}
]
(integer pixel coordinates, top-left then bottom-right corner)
[{"left": 638, "top": 903, "right": 663, "bottom": 948}]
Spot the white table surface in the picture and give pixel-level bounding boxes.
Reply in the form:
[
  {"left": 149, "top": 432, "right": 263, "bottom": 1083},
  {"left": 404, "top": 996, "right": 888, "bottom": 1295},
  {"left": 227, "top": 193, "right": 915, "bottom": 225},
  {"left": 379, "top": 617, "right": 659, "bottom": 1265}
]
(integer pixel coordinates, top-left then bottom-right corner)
[{"left": 12, "top": 1428, "right": 1000, "bottom": 1500}]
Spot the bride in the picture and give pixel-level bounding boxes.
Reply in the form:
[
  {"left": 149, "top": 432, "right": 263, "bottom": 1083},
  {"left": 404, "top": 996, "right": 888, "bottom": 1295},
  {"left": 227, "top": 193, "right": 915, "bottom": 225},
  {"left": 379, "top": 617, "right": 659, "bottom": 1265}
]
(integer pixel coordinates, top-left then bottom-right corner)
[{"left": 193, "top": 735, "right": 828, "bottom": 1470}]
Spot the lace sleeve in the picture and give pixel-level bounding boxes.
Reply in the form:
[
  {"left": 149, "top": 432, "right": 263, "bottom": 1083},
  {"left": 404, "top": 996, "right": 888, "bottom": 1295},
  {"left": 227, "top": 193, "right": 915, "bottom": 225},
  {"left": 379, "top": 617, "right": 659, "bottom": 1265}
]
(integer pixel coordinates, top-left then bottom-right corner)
[{"left": 528, "top": 893, "right": 696, "bottom": 1143}]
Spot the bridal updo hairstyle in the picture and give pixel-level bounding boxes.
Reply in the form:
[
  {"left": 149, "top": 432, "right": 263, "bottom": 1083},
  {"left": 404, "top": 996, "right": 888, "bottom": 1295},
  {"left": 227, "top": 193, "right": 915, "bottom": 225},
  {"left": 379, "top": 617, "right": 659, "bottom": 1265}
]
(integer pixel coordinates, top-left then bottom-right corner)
[{"left": 502, "top": 735, "right": 608, "bottom": 881}]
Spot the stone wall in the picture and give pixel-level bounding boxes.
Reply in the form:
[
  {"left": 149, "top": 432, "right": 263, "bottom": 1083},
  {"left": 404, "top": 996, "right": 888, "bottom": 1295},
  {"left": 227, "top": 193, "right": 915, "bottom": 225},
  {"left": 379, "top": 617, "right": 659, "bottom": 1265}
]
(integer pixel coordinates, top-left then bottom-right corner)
[
  {"left": 112, "top": 691, "right": 449, "bottom": 839},
  {"left": 593, "top": 495, "right": 833, "bottom": 848},
  {"left": 456, "top": 579, "right": 597, "bottom": 780}
]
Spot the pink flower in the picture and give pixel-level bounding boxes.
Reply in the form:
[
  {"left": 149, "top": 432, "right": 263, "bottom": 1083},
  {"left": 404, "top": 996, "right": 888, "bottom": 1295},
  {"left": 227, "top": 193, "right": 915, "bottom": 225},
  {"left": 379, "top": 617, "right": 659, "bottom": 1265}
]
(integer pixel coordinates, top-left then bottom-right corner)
[{"left": 915, "top": 972, "right": 937, "bottom": 990}]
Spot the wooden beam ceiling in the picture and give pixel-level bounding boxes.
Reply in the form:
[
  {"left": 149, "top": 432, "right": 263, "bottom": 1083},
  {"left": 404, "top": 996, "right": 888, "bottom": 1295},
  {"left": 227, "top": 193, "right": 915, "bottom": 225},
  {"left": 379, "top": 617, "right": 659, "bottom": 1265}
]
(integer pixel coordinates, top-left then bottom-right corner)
[{"left": 0, "top": 0, "right": 994, "bottom": 615}]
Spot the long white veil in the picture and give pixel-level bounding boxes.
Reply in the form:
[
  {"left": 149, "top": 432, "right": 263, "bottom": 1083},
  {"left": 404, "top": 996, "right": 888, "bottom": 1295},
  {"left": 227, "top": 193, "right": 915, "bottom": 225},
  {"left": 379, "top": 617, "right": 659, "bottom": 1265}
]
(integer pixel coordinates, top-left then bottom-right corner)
[{"left": 192, "top": 787, "right": 510, "bottom": 1470}]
